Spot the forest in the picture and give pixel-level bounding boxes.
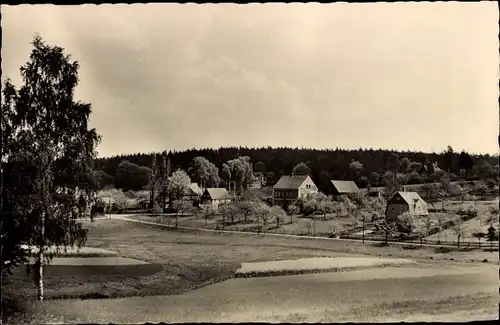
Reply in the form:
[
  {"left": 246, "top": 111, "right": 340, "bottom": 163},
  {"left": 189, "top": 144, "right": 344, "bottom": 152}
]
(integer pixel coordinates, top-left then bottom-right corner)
[{"left": 93, "top": 146, "right": 499, "bottom": 193}]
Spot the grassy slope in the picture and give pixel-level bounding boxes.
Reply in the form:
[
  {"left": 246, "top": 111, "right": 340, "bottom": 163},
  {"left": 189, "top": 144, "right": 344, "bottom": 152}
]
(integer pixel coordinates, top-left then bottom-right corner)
[
  {"left": 16, "top": 264, "right": 498, "bottom": 323},
  {"left": 5, "top": 217, "right": 498, "bottom": 305},
  {"left": 4, "top": 218, "right": 499, "bottom": 324}
]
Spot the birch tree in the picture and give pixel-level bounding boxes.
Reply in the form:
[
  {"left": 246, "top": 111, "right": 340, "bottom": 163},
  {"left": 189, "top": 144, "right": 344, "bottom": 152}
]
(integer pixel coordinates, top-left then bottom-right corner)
[{"left": 1, "top": 35, "right": 100, "bottom": 300}]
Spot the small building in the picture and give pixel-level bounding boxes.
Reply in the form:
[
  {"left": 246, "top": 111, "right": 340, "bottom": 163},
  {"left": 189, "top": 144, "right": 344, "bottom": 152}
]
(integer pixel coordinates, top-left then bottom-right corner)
[
  {"left": 188, "top": 183, "right": 203, "bottom": 196},
  {"left": 183, "top": 183, "right": 204, "bottom": 206},
  {"left": 248, "top": 172, "right": 267, "bottom": 189},
  {"left": 272, "top": 175, "right": 318, "bottom": 208},
  {"left": 330, "top": 180, "right": 360, "bottom": 196},
  {"left": 367, "top": 190, "right": 382, "bottom": 198},
  {"left": 385, "top": 191, "right": 429, "bottom": 222},
  {"left": 200, "top": 188, "right": 232, "bottom": 212}
]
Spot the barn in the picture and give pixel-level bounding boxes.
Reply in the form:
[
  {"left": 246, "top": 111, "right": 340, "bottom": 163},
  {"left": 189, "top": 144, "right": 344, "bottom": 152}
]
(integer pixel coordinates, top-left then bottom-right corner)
[
  {"left": 385, "top": 191, "right": 429, "bottom": 222},
  {"left": 329, "top": 180, "right": 360, "bottom": 196},
  {"left": 200, "top": 188, "right": 232, "bottom": 212}
]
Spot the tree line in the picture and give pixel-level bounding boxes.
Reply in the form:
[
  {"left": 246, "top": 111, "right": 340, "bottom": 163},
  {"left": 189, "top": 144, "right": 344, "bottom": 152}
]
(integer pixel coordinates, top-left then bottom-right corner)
[{"left": 94, "top": 145, "right": 499, "bottom": 193}]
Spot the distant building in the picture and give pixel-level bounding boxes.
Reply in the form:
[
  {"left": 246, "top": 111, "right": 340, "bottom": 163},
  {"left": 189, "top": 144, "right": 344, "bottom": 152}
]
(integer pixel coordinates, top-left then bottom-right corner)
[
  {"left": 385, "top": 191, "right": 429, "bottom": 222},
  {"left": 250, "top": 172, "right": 267, "bottom": 188},
  {"left": 272, "top": 175, "right": 318, "bottom": 208},
  {"left": 183, "top": 183, "right": 204, "bottom": 206},
  {"left": 183, "top": 183, "right": 203, "bottom": 197},
  {"left": 329, "top": 180, "right": 360, "bottom": 196},
  {"left": 200, "top": 188, "right": 232, "bottom": 212}
]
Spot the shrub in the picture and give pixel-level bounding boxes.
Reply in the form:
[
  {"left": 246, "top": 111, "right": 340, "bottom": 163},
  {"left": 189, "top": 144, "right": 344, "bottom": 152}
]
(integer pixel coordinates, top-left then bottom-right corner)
[{"left": 90, "top": 199, "right": 106, "bottom": 216}]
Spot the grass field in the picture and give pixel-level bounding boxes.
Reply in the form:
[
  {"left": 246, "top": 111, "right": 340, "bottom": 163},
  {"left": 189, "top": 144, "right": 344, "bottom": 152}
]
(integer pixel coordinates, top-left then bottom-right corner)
[
  {"left": 3, "top": 217, "right": 499, "bottom": 324},
  {"left": 13, "top": 264, "right": 498, "bottom": 323},
  {"left": 4, "top": 217, "right": 498, "bottom": 304}
]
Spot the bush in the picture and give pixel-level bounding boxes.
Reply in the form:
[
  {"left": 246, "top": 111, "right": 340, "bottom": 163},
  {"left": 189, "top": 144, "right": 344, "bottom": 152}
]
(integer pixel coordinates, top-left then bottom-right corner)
[{"left": 91, "top": 199, "right": 106, "bottom": 216}]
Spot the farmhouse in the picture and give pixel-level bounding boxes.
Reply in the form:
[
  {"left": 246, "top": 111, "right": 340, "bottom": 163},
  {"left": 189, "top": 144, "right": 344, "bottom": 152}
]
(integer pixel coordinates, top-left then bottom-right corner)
[
  {"left": 273, "top": 175, "right": 318, "bottom": 208},
  {"left": 385, "top": 191, "right": 429, "bottom": 222},
  {"left": 329, "top": 180, "right": 360, "bottom": 196},
  {"left": 200, "top": 188, "right": 232, "bottom": 212}
]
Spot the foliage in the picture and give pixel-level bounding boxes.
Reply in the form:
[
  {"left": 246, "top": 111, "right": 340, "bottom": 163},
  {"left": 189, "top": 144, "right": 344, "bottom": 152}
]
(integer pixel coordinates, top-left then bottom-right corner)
[
  {"left": 451, "top": 217, "right": 467, "bottom": 246},
  {"left": 113, "top": 194, "right": 130, "bottom": 214},
  {"left": 188, "top": 156, "right": 219, "bottom": 189},
  {"left": 94, "top": 145, "right": 497, "bottom": 194},
  {"left": 1, "top": 35, "right": 100, "bottom": 297},
  {"left": 395, "top": 212, "right": 417, "bottom": 238},
  {"left": 292, "top": 162, "right": 312, "bottom": 176},
  {"left": 375, "top": 218, "right": 398, "bottom": 244},
  {"left": 471, "top": 227, "right": 486, "bottom": 246},
  {"left": 167, "top": 169, "right": 191, "bottom": 201},
  {"left": 287, "top": 202, "right": 300, "bottom": 216},
  {"left": 225, "top": 156, "right": 253, "bottom": 195},
  {"left": 115, "top": 160, "right": 152, "bottom": 192},
  {"left": 486, "top": 226, "right": 498, "bottom": 242},
  {"left": 269, "top": 205, "right": 287, "bottom": 228},
  {"left": 172, "top": 200, "right": 194, "bottom": 216},
  {"left": 238, "top": 199, "right": 259, "bottom": 222}
]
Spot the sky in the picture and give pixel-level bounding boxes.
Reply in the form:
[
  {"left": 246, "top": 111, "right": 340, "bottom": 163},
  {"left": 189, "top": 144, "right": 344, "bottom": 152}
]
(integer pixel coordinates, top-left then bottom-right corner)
[{"left": 2, "top": 3, "right": 499, "bottom": 158}]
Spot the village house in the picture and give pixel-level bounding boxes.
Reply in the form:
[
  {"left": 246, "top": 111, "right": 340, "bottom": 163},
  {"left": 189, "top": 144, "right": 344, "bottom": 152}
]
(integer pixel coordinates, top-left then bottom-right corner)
[
  {"left": 200, "top": 188, "right": 232, "bottom": 212},
  {"left": 329, "top": 180, "right": 360, "bottom": 196},
  {"left": 385, "top": 191, "right": 429, "bottom": 222},
  {"left": 182, "top": 183, "right": 204, "bottom": 206},
  {"left": 272, "top": 175, "right": 318, "bottom": 208}
]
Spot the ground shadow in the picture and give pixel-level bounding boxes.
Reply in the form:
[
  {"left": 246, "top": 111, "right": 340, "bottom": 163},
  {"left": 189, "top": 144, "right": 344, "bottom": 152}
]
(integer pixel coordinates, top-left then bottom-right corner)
[
  {"left": 43, "top": 263, "right": 163, "bottom": 277},
  {"left": 372, "top": 242, "right": 389, "bottom": 248},
  {"left": 433, "top": 246, "right": 477, "bottom": 253}
]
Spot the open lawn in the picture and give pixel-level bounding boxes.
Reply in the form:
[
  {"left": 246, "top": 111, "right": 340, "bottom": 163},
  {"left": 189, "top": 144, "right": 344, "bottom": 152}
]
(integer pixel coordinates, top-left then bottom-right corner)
[
  {"left": 12, "top": 263, "right": 498, "bottom": 323},
  {"left": 4, "top": 217, "right": 499, "bottom": 324},
  {"left": 4, "top": 217, "right": 499, "bottom": 307}
]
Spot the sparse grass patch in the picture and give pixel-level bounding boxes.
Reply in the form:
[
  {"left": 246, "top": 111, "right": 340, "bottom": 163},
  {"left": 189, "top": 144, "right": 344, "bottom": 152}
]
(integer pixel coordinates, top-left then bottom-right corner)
[{"left": 235, "top": 257, "right": 414, "bottom": 278}]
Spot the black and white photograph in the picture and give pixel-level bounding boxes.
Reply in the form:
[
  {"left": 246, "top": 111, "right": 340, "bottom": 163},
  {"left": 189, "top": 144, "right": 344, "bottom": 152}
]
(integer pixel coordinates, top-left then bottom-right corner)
[{"left": 1, "top": 2, "right": 499, "bottom": 323}]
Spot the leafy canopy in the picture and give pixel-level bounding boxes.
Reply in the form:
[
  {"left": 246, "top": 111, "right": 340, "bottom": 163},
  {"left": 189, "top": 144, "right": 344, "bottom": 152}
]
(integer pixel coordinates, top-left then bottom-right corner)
[{"left": 1, "top": 35, "right": 100, "bottom": 274}]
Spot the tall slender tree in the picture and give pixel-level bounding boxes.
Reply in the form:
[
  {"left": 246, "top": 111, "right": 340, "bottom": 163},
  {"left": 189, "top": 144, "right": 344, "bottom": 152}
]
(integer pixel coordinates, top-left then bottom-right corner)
[
  {"left": 148, "top": 154, "right": 158, "bottom": 209},
  {"left": 1, "top": 35, "right": 100, "bottom": 300}
]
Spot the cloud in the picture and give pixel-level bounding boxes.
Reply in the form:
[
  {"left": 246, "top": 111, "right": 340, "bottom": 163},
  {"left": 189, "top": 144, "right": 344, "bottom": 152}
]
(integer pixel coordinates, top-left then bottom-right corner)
[{"left": 1, "top": 3, "right": 498, "bottom": 156}]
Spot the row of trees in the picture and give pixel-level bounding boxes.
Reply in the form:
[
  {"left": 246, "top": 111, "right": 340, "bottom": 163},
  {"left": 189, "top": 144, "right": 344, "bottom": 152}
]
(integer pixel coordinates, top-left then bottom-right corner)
[{"left": 94, "top": 146, "right": 499, "bottom": 192}]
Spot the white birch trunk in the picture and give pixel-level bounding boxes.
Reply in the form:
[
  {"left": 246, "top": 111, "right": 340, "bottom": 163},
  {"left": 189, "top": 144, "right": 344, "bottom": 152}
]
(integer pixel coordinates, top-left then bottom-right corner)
[{"left": 37, "top": 212, "right": 45, "bottom": 301}]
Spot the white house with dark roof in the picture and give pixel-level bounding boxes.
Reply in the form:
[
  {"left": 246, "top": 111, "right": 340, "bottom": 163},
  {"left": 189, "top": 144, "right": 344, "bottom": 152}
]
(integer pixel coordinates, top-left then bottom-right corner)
[
  {"left": 272, "top": 175, "right": 318, "bottom": 208},
  {"left": 329, "top": 180, "right": 360, "bottom": 196},
  {"left": 200, "top": 188, "right": 232, "bottom": 212},
  {"left": 385, "top": 191, "right": 429, "bottom": 222}
]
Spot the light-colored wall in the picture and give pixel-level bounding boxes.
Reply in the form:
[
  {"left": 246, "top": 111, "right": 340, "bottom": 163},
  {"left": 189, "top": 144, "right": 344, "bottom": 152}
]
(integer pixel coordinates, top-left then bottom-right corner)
[{"left": 298, "top": 176, "right": 318, "bottom": 198}]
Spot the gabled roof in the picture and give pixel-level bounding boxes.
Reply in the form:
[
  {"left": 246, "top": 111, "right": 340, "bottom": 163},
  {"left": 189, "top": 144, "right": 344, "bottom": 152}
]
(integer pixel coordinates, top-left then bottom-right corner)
[
  {"left": 330, "top": 180, "right": 360, "bottom": 194},
  {"left": 190, "top": 183, "right": 203, "bottom": 195},
  {"left": 204, "top": 188, "right": 231, "bottom": 200},
  {"left": 184, "top": 183, "right": 203, "bottom": 196},
  {"left": 393, "top": 191, "right": 425, "bottom": 205},
  {"left": 273, "top": 175, "right": 309, "bottom": 189}
]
